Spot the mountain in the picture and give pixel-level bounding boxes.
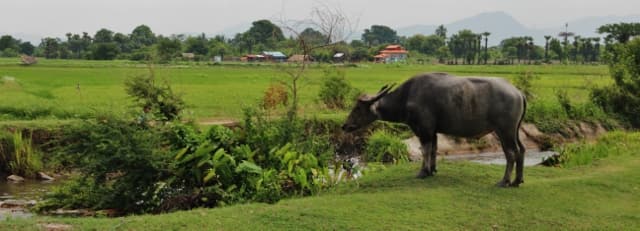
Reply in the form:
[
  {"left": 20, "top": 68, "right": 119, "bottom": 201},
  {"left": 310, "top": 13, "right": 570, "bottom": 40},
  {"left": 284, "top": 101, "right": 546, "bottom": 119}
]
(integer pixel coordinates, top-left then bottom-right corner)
[{"left": 397, "top": 11, "right": 640, "bottom": 46}]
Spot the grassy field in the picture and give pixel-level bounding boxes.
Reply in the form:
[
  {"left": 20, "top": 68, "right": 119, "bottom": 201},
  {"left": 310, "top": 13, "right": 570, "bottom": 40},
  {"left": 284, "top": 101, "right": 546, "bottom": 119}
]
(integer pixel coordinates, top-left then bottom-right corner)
[
  {"left": 2, "top": 132, "right": 638, "bottom": 230},
  {"left": 0, "top": 58, "right": 612, "bottom": 122}
]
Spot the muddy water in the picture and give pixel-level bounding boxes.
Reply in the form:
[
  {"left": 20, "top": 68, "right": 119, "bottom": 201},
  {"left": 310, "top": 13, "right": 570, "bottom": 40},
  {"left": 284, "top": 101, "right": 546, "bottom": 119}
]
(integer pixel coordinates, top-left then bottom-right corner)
[{"left": 0, "top": 179, "right": 64, "bottom": 220}]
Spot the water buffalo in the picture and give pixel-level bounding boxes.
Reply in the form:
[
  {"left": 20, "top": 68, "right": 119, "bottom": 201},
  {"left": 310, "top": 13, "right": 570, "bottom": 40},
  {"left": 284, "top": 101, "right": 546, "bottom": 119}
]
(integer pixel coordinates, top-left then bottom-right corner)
[{"left": 342, "top": 72, "right": 527, "bottom": 187}]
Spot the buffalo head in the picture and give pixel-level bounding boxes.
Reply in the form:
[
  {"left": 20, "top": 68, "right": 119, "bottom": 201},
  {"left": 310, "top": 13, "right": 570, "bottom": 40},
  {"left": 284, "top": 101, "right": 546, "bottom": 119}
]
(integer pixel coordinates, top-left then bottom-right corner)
[{"left": 342, "top": 84, "right": 395, "bottom": 132}]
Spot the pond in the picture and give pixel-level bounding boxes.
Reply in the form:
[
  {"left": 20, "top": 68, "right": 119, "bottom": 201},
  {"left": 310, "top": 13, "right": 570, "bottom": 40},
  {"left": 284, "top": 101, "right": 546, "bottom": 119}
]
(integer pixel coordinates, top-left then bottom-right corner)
[{"left": 0, "top": 178, "right": 65, "bottom": 220}]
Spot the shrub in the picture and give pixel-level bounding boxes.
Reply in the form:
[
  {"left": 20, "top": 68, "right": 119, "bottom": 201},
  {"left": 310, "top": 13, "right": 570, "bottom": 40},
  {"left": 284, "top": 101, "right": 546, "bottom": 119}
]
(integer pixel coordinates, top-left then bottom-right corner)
[
  {"left": 365, "top": 130, "right": 409, "bottom": 163},
  {"left": 47, "top": 116, "right": 171, "bottom": 213},
  {"left": 513, "top": 70, "right": 539, "bottom": 100},
  {"left": 318, "top": 67, "right": 354, "bottom": 109},
  {"left": 262, "top": 83, "right": 288, "bottom": 110},
  {"left": 125, "top": 66, "right": 185, "bottom": 122},
  {"left": 42, "top": 109, "right": 334, "bottom": 214},
  {"left": 591, "top": 37, "right": 640, "bottom": 127}
]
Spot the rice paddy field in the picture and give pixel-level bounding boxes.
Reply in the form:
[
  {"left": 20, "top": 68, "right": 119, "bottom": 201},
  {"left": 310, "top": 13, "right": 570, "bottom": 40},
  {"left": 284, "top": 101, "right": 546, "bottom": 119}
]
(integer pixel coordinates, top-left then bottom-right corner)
[{"left": 0, "top": 58, "right": 612, "bottom": 123}]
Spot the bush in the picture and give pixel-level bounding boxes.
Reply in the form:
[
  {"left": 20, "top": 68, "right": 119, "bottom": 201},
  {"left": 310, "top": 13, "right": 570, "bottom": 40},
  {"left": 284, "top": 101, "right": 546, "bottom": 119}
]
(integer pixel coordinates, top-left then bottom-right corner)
[
  {"left": 318, "top": 67, "right": 355, "bottom": 109},
  {"left": 513, "top": 70, "right": 539, "bottom": 100},
  {"left": 46, "top": 116, "right": 171, "bottom": 213},
  {"left": 365, "top": 130, "right": 409, "bottom": 163},
  {"left": 591, "top": 37, "right": 640, "bottom": 127},
  {"left": 262, "top": 83, "right": 288, "bottom": 110},
  {"left": 125, "top": 66, "right": 185, "bottom": 122},
  {"left": 42, "top": 108, "right": 334, "bottom": 214}
]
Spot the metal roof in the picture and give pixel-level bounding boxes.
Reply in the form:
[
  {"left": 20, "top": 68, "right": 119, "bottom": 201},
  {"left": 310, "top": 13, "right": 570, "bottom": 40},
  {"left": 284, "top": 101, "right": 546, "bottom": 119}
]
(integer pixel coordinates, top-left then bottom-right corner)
[{"left": 262, "top": 51, "right": 287, "bottom": 58}]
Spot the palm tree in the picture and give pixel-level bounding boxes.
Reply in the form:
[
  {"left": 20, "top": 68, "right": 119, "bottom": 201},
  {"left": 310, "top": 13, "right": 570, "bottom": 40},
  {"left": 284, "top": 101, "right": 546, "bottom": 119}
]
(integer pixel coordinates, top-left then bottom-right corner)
[
  {"left": 525, "top": 36, "right": 534, "bottom": 64},
  {"left": 482, "top": 32, "right": 490, "bottom": 64},
  {"left": 572, "top": 35, "right": 581, "bottom": 64},
  {"left": 593, "top": 37, "right": 601, "bottom": 63},
  {"left": 544, "top": 35, "right": 551, "bottom": 62},
  {"left": 558, "top": 23, "right": 575, "bottom": 62}
]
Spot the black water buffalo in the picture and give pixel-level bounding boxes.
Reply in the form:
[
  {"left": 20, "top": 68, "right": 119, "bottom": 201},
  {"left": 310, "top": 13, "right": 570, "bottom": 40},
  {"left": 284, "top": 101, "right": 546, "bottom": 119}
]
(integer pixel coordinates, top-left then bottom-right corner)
[{"left": 342, "top": 72, "right": 527, "bottom": 187}]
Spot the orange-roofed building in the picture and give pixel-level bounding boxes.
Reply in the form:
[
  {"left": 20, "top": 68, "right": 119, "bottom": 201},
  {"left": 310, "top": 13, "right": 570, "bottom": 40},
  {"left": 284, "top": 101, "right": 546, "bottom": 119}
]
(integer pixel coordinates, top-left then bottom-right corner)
[{"left": 374, "top": 45, "right": 408, "bottom": 63}]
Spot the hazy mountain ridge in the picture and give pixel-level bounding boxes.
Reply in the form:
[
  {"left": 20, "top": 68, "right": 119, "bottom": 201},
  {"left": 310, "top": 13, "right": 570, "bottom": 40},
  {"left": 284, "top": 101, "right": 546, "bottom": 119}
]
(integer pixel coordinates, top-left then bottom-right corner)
[
  {"left": 4, "top": 12, "right": 639, "bottom": 46},
  {"left": 397, "top": 11, "right": 640, "bottom": 46}
]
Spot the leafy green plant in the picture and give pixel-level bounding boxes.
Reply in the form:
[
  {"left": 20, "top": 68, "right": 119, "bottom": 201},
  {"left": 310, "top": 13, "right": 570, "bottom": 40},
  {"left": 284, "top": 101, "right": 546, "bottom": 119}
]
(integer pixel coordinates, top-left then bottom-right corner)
[
  {"left": 46, "top": 116, "right": 171, "bottom": 213},
  {"left": 125, "top": 65, "right": 185, "bottom": 123},
  {"left": 318, "top": 67, "right": 355, "bottom": 109},
  {"left": 365, "top": 130, "right": 409, "bottom": 163},
  {"left": 591, "top": 37, "right": 640, "bottom": 127},
  {"left": 513, "top": 70, "right": 539, "bottom": 100}
]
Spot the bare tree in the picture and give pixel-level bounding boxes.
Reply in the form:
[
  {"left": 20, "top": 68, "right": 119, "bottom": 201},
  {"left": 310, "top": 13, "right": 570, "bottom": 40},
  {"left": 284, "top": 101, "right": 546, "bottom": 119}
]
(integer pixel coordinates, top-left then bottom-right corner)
[{"left": 277, "top": 1, "right": 356, "bottom": 119}]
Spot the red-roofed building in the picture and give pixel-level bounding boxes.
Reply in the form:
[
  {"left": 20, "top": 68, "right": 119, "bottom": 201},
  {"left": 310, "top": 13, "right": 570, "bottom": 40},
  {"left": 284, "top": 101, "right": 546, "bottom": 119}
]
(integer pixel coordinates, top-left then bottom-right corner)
[{"left": 374, "top": 45, "right": 408, "bottom": 63}]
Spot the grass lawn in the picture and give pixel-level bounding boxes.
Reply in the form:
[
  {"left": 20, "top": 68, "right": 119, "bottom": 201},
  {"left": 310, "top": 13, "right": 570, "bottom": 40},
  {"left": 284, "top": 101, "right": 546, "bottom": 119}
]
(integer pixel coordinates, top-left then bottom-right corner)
[
  {"left": 2, "top": 132, "right": 638, "bottom": 230},
  {"left": 1, "top": 58, "right": 612, "bottom": 121}
]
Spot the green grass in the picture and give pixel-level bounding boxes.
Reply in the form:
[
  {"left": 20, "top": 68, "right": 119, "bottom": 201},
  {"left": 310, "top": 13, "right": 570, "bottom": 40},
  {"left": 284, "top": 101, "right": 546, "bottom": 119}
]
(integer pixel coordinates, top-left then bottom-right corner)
[
  {"left": 2, "top": 132, "right": 639, "bottom": 230},
  {"left": 1, "top": 58, "right": 612, "bottom": 122}
]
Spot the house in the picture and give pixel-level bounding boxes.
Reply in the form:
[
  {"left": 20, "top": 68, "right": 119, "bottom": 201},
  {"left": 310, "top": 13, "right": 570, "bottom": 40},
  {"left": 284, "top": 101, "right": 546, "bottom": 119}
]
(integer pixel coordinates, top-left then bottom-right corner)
[
  {"left": 333, "top": 53, "right": 345, "bottom": 62},
  {"left": 262, "top": 51, "right": 287, "bottom": 62},
  {"left": 241, "top": 54, "right": 265, "bottom": 62},
  {"left": 288, "top": 54, "right": 314, "bottom": 63},
  {"left": 374, "top": 45, "right": 408, "bottom": 63}
]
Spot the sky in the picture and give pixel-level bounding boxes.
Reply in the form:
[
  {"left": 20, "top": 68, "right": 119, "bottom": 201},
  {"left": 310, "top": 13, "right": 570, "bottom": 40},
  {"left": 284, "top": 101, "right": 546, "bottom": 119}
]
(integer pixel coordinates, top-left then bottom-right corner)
[{"left": 2, "top": 0, "right": 639, "bottom": 39}]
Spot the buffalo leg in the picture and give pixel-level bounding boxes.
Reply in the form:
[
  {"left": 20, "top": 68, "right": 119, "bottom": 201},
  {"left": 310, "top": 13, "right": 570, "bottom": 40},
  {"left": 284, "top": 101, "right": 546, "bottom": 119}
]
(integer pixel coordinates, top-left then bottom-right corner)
[
  {"left": 512, "top": 138, "right": 526, "bottom": 187},
  {"left": 417, "top": 135, "right": 435, "bottom": 178},
  {"left": 430, "top": 134, "right": 438, "bottom": 174},
  {"left": 496, "top": 131, "right": 518, "bottom": 187}
]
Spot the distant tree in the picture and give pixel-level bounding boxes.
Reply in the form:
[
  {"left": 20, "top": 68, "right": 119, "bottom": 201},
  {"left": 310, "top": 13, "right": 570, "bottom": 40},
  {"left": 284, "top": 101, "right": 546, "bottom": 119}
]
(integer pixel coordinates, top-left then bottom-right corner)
[
  {"left": 92, "top": 43, "right": 119, "bottom": 60},
  {"left": 435, "top": 25, "right": 447, "bottom": 39},
  {"left": 406, "top": 34, "right": 427, "bottom": 53},
  {"left": 349, "top": 40, "right": 369, "bottom": 61},
  {"left": 362, "top": 25, "right": 398, "bottom": 46},
  {"left": 482, "top": 32, "right": 490, "bottom": 64},
  {"left": 549, "top": 38, "right": 563, "bottom": 62},
  {"left": 113, "top": 32, "right": 133, "bottom": 54},
  {"left": 1, "top": 35, "right": 18, "bottom": 50},
  {"left": 543, "top": 35, "right": 551, "bottom": 61},
  {"left": 436, "top": 45, "right": 451, "bottom": 63},
  {"left": 39, "top": 37, "right": 60, "bottom": 59},
  {"left": 156, "top": 36, "right": 182, "bottom": 62},
  {"left": 130, "top": 25, "right": 157, "bottom": 49},
  {"left": 597, "top": 22, "right": 640, "bottom": 44},
  {"left": 558, "top": 23, "right": 575, "bottom": 63},
  {"left": 19, "top": 42, "right": 35, "bottom": 55},
  {"left": 209, "top": 40, "right": 230, "bottom": 60},
  {"left": 66, "top": 33, "right": 88, "bottom": 58},
  {"left": 94, "top": 28, "right": 115, "bottom": 43},
  {"left": 244, "top": 19, "right": 285, "bottom": 50},
  {"left": 184, "top": 34, "right": 208, "bottom": 55},
  {"left": 299, "top": 27, "right": 327, "bottom": 47}
]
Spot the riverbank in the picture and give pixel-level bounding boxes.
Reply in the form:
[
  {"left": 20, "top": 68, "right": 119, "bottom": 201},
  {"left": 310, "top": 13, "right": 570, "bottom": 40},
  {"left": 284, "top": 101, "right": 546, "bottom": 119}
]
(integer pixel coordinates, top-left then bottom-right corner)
[{"left": 2, "top": 131, "right": 638, "bottom": 230}]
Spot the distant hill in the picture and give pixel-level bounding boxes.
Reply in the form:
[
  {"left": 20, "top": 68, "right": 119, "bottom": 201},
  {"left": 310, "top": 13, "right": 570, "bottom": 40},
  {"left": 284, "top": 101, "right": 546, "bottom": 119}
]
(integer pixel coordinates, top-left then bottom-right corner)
[{"left": 397, "top": 11, "right": 640, "bottom": 46}]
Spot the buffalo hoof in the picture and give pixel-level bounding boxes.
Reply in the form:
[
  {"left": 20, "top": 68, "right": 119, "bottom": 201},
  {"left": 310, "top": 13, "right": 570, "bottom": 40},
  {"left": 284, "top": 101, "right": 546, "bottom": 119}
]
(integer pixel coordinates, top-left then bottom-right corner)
[
  {"left": 416, "top": 169, "right": 433, "bottom": 179},
  {"left": 510, "top": 179, "right": 524, "bottom": 187},
  {"left": 496, "top": 180, "right": 511, "bottom": 188}
]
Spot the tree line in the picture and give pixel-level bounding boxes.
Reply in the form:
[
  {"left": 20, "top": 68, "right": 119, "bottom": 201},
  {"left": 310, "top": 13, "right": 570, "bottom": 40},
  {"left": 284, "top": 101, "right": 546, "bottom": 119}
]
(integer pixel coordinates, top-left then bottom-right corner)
[{"left": 1, "top": 21, "right": 639, "bottom": 64}]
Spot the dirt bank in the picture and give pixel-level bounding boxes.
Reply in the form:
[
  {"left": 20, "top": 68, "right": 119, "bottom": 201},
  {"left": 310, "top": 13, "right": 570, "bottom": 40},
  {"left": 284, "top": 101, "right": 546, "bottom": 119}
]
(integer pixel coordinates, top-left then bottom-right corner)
[{"left": 404, "top": 122, "right": 608, "bottom": 160}]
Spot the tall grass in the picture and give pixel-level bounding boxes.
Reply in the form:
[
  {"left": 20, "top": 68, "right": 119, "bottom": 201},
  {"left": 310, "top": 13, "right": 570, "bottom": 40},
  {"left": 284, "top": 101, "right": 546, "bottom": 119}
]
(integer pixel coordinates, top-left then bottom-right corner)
[
  {"left": 0, "top": 130, "right": 43, "bottom": 177},
  {"left": 546, "top": 131, "right": 640, "bottom": 167}
]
